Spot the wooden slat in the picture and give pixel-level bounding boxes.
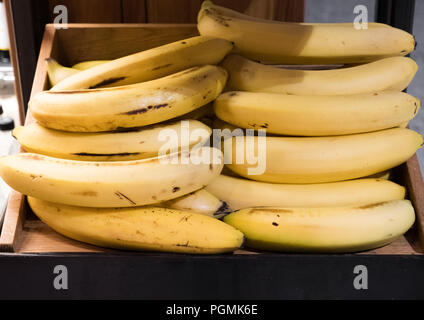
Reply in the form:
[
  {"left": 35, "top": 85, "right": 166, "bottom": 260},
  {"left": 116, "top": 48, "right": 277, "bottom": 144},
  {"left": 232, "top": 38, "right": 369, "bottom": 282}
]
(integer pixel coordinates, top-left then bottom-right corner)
[
  {"left": 3, "top": 0, "right": 24, "bottom": 124},
  {"left": 0, "top": 25, "right": 56, "bottom": 252},
  {"left": 54, "top": 24, "right": 198, "bottom": 65},
  {"left": 272, "top": 0, "right": 305, "bottom": 22},
  {"left": 405, "top": 155, "right": 424, "bottom": 250},
  {"left": 121, "top": 0, "right": 147, "bottom": 23},
  {"left": 48, "top": 0, "right": 122, "bottom": 23},
  {"left": 15, "top": 219, "right": 419, "bottom": 255},
  {"left": 146, "top": 0, "right": 304, "bottom": 23}
]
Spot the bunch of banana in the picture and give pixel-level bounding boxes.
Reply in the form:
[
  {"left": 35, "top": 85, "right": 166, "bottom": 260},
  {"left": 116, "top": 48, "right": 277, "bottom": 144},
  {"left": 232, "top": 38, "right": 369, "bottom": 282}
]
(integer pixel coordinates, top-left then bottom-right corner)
[
  {"left": 198, "top": 2, "right": 423, "bottom": 253},
  {"left": 0, "top": 34, "right": 245, "bottom": 254},
  {"left": 198, "top": 1, "right": 415, "bottom": 64},
  {"left": 2, "top": 1, "right": 422, "bottom": 255}
]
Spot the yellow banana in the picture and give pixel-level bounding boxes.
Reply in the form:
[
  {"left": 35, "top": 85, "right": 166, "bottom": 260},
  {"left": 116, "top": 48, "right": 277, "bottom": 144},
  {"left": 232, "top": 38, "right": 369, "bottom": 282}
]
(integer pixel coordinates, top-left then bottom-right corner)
[
  {"left": 205, "top": 174, "right": 405, "bottom": 210},
  {"left": 198, "top": 1, "right": 415, "bottom": 64},
  {"left": 0, "top": 147, "right": 223, "bottom": 207},
  {"left": 13, "top": 120, "right": 211, "bottom": 161},
  {"left": 214, "top": 91, "right": 420, "bottom": 136},
  {"left": 46, "top": 58, "right": 79, "bottom": 87},
  {"left": 224, "top": 128, "right": 422, "bottom": 183},
  {"left": 162, "top": 189, "right": 230, "bottom": 218},
  {"left": 52, "top": 36, "right": 232, "bottom": 91},
  {"left": 223, "top": 200, "right": 415, "bottom": 253},
  {"left": 72, "top": 60, "right": 110, "bottom": 70},
  {"left": 30, "top": 65, "right": 228, "bottom": 132},
  {"left": 221, "top": 55, "right": 418, "bottom": 95},
  {"left": 28, "top": 197, "right": 243, "bottom": 254}
]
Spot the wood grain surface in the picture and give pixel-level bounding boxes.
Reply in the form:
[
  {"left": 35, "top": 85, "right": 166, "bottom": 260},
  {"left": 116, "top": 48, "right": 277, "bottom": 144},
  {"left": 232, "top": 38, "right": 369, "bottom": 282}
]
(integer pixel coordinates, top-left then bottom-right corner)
[{"left": 47, "top": 0, "right": 304, "bottom": 23}]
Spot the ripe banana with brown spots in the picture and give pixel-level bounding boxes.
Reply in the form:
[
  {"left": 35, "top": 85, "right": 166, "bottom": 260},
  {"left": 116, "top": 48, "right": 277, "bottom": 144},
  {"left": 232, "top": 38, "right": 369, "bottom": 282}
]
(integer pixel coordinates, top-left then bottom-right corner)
[
  {"left": 30, "top": 65, "right": 228, "bottom": 132},
  {"left": 0, "top": 147, "right": 224, "bottom": 207},
  {"left": 13, "top": 120, "right": 211, "bottom": 161},
  {"left": 198, "top": 1, "right": 415, "bottom": 64},
  {"left": 52, "top": 35, "right": 232, "bottom": 90},
  {"left": 28, "top": 197, "right": 244, "bottom": 254},
  {"left": 223, "top": 200, "right": 415, "bottom": 253},
  {"left": 221, "top": 54, "right": 418, "bottom": 96}
]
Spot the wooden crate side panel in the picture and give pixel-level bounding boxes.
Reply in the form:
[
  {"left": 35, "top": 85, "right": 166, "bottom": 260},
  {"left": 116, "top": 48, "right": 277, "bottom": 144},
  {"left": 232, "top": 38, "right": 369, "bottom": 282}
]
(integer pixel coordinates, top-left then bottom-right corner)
[
  {"left": 146, "top": 0, "right": 304, "bottom": 23},
  {"left": 122, "top": 0, "right": 147, "bottom": 23},
  {"left": 47, "top": 0, "right": 304, "bottom": 23},
  {"left": 405, "top": 155, "right": 424, "bottom": 250},
  {"left": 55, "top": 24, "right": 198, "bottom": 65},
  {"left": 48, "top": 0, "right": 123, "bottom": 23},
  {"left": 0, "top": 25, "right": 57, "bottom": 252}
]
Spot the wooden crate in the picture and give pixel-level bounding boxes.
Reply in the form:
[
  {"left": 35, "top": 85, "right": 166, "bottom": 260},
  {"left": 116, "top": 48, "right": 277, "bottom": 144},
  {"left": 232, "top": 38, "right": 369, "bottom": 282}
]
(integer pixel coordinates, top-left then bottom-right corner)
[{"left": 1, "top": 23, "right": 424, "bottom": 255}]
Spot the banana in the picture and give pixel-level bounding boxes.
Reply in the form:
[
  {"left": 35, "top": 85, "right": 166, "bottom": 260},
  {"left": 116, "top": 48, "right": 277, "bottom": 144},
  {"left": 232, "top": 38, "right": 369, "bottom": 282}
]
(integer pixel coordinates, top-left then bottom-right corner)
[
  {"left": 198, "top": 1, "right": 415, "bottom": 64},
  {"left": 162, "top": 189, "right": 230, "bottom": 218},
  {"left": 13, "top": 120, "right": 211, "bottom": 161},
  {"left": 224, "top": 128, "right": 422, "bottom": 183},
  {"left": 28, "top": 197, "right": 243, "bottom": 254},
  {"left": 214, "top": 91, "right": 420, "bottom": 136},
  {"left": 52, "top": 36, "right": 232, "bottom": 91},
  {"left": 223, "top": 200, "right": 415, "bottom": 253},
  {"left": 0, "top": 147, "right": 223, "bottom": 207},
  {"left": 221, "top": 54, "right": 418, "bottom": 95},
  {"left": 46, "top": 58, "right": 79, "bottom": 87},
  {"left": 205, "top": 174, "right": 405, "bottom": 210},
  {"left": 30, "top": 65, "right": 228, "bottom": 132},
  {"left": 72, "top": 60, "right": 110, "bottom": 70}
]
